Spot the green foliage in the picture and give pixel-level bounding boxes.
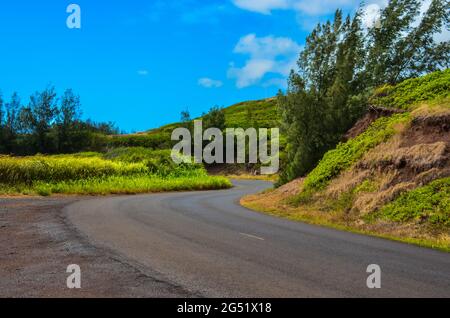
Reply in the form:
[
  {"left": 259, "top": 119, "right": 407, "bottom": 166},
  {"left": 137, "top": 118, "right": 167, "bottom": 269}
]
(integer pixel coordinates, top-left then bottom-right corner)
[
  {"left": 0, "top": 148, "right": 231, "bottom": 196},
  {"left": 203, "top": 106, "right": 226, "bottom": 131},
  {"left": 278, "top": 0, "right": 449, "bottom": 185},
  {"left": 302, "top": 113, "right": 410, "bottom": 192},
  {"left": 30, "top": 175, "right": 231, "bottom": 196},
  {"left": 147, "top": 98, "right": 279, "bottom": 136},
  {"left": 0, "top": 88, "right": 121, "bottom": 156},
  {"left": 354, "top": 179, "right": 378, "bottom": 194},
  {"left": 108, "top": 132, "right": 172, "bottom": 149},
  {"left": 365, "top": 0, "right": 449, "bottom": 86},
  {"left": 222, "top": 99, "right": 279, "bottom": 129},
  {"left": 19, "top": 86, "right": 59, "bottom": 153},
  {"left": 378, "top": 177, "right": 450, "bottom": 227},
  {"left": 103, "top": 147, "right": 203, "bottom": 178},
  {"left": 278, "top": 10, "right": 367, "bottom": 185},
  {"left": 0, "top": 155, "right": 147, "bottom": 184},
  {"left": 370, "top": 69, "right": 450, "bottom": 109}
]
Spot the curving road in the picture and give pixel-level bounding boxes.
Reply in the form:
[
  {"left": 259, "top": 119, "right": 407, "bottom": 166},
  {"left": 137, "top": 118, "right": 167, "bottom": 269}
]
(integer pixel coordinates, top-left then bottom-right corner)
[{"left": 65, "top": 180, "right": 450, "bottom": 297}]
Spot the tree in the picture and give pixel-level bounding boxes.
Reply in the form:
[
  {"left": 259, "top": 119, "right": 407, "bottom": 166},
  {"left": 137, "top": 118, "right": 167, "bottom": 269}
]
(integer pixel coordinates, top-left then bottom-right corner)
[
  {"left": 180, "top": 108, "right": 193, "bottom": 132},
  {"left": 57, "top": 89, "right": 82, "bottom": 152},
  {"left": 365, "top": 0, "right": 449, "bottom": 86},
  {"left": 0, "top": 92, "right": 3, "bottom": 125},
  {"left": 278, "top": 1, "right": 449, "bottom": 185},
  {"left": 203, "top": 106, "right": 226, "bottom": 131},
  {"left": 1, "top": 92, "right": 22, "bottom": 153},
  {"left": 278, "top": 10, "right": 366, "bottom": 185},
  {"left": 181, "top": 108, "right": 191, "bottom": 123},
  {"left": 20, "top": 87, "right": 59, "bottom": 153},
  {"left": 0, "top": 92, "right": 4, "bottom": 152}
]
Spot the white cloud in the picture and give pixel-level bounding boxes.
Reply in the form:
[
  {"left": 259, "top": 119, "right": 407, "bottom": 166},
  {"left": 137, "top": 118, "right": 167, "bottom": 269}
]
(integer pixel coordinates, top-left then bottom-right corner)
[
  {"left": 233, "top": 0, "right": 358, "bottom": 16},
  {"left": 434, "top": 28, "right": 450, "bottom": 43},
  {"left": 293, "top": 0, "right": 355, "bottom": 16},
  {"left": 228, "top": 59, "right": 275, "bottom": 88},
  {"left": 415, "top": 0, "right": 449, "bottom": 43},
  {"left": 198, "top": 77, "right": 223, "bottom": 88},
  {"left": 137, "top": 70, "right": 149, "bottom": 76},
  {"left": 360, "top": 0, "right": 449, "bottom": 42},
  {"left": 228, "top": 34, "right": 300, "bottom": 88},
  {"left": 361, "top": 3, "right": 382, "bottom": 29},
  {"left": 262, "top": 77, "right": 288, "bottom": 88},
  {"left": 232, "top": 0, "right": 289, "bottom": 15}
]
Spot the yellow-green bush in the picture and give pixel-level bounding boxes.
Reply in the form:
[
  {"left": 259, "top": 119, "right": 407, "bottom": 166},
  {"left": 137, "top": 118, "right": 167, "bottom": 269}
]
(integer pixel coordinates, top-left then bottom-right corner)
[
  {"left": 369, "top": 69, "right": 450, "bottom": 110},
  {"left": 0, "top": 155, "right": 147, "bottom": 184}
]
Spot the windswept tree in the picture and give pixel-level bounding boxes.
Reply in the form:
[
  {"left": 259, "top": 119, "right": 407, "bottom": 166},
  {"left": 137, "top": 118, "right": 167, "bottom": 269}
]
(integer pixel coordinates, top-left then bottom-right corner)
[
  {"left": 0, "top": 92, "right": 3, "bottom": 152},
  {"left": 20, "top": 87, "right": 59, "bottom": 153},
  {"left": 278, "top": 10, "right": 366, "bottom": 184},
  {"left": 365, "top": 0, "right": 450, "bottom": 85},
  {"left": 180, "top": 108, "right": 193, "bottom": 132},
  {"left": 203, "top": 106, "right": 226, "bottom": 131},
  {"left": 56, "top": 89, "right": 82, "bottom": 152},
  {"left": 1, "top": 92, "right": 22, "bottom": 153},
  {"left": 278, "top": 0, "right": 449, "bottom": 185}
]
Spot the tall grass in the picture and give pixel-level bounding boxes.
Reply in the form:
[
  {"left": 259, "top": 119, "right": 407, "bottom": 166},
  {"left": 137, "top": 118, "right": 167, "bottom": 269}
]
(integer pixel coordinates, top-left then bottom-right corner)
[
  {"left": 31, "top": 175, "right": 231, "bottom": 196},
  {"left": 301, "top": 113, "right": 411, "bottom": 193},
  {"left": 0, "top": 148, "right": 232, "bottom": 196},
  {"left": 370, "top": 69, "right": 450, "bottom": 110},
  {"left": 0, "top": 155, "right": 146, "bottom": 184}
]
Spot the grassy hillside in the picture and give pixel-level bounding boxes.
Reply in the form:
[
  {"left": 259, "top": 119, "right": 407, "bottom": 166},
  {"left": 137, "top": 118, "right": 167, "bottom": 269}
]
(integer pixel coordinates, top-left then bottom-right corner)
[
  {"left": 0, "top": 97, "right": 280, "bottom": 195},
  {"left": 242, "top": 70, "right": 450, "bottom": 251},
  {"left": 370, "top": 69, "right": 450, "bottom": 110},
  {"left": 110, "top": 98, "right": 280, "bottom": 150}
]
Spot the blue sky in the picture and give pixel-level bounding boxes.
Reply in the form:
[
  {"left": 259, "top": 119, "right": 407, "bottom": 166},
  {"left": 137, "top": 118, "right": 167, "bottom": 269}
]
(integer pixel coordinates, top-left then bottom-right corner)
[{"left": 0, "top": 0, "right": 389, "bottom": 132}]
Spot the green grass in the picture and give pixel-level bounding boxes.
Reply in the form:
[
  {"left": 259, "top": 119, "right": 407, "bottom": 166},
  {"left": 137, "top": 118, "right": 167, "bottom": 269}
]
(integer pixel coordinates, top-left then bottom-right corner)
[
  {"left": 243, "top": 197, "right": 450, "bottom": 252},
  {"left": 222, "top": 98, "right": 279, "bottom": 129},
  {"left": 114, "top": 98, "right": 281, "bottom": 150},
  {"left": 108, "top": 132, "right": 173, "bottom": 150},
  {"left": 102, "top": 147, "right": 203, "bottom": 178},
  {"left": 22, "top": 174, "right": 231, "bottom": 196},
  {"left": 376, "top": 177, "right": 450, "bottom": 228},
  {"left": 370, "top": 69, "right": 450, "bottom": 110},
  {"left": 301, "top": 113, "right": 410, "bottom": 194},
  {"left": 0, "top": 155, "right": 147, "bottom": 184},
  {"left": 0, "top": 148, "right": 232, "bottom": 196}
]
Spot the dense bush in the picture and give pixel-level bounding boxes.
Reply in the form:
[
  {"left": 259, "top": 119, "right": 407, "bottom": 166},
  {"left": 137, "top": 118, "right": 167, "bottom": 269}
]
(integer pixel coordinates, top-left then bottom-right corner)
[
  {"left": 0, "top": 148, "right": 231, "bottom": 195},
  {"left": 103, "top": 147, "right": 203, "bottom": 178},
  {"left": 223, "top": 99, "right": 279, "bottom": 129},
  {"left": 108, "top": 132, "right": 172, "bottom": 149},
  {"left": 378, "top": 177, "right": 450, "bottom": 227},
  {"left": 0, "top": 155, "right": 146, "bottom": 184},
  {"left": 302, "top": 113, "right": 410, "bottom": 192},
  {"left": 370, "top": 69, "right": 450, "bottom": 110}
]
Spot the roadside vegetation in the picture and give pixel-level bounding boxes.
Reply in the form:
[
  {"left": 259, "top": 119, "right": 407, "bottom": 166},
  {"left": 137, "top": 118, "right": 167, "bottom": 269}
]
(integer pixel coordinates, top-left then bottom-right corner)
[
  {"left": 242, "top": 0, "right": 450, "bottom": 251},
  {"left": 243, "top": 75, "right": 450, "bottom": 251},
  {"left": 0, "top": 0, "right": 448, "bottom": 251},
  {"left": 370, "top": 69, "right": 450, "bottom": 110},
  {"left": 0, "top": 148, "right": 231, "bottom": 196},
  {"left": 375, "top": 177, "right": 450, "bottom": 228}
]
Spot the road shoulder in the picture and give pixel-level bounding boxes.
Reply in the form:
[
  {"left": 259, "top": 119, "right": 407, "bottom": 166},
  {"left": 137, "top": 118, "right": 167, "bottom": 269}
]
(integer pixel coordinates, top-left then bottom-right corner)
[{"left": 0, "top": 196, "right": 193, "bottom": 297}]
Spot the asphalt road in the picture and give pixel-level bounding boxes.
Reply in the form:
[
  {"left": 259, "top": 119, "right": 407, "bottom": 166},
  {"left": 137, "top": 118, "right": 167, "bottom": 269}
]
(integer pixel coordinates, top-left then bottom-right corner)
[{"left": 65, "top": 180, "right": 450, "bottom": 297}]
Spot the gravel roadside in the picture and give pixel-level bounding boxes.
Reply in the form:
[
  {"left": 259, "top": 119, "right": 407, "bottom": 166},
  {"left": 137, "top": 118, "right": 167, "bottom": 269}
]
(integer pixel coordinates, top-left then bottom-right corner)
[{"left": 0, "top": 196, "right": 194, "bottom": 298}]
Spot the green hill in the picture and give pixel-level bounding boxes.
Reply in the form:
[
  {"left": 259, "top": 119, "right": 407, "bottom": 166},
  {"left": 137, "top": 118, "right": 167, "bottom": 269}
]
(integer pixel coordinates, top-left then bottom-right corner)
[
  {"left": 242, "top": 70, "right": 450, "bottom": 251},
  {"left": 109, "top": 97, "right": 280, "bottom": 150}
]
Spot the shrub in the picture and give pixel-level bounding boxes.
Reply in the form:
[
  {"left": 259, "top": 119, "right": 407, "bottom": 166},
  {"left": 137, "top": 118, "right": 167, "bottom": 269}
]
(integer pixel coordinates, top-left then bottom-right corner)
[
  {"left": 302, "top": 113, "right": 410, "bottom": 192},
  {"left": 0, "top": 155, "right": 147, "bottom": 184},
  {"left": 370, "top": 69, "right": 450, "bottom": 110},
  {"left": 378, "top": 177, "right": 450, "bottom": 227}
]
